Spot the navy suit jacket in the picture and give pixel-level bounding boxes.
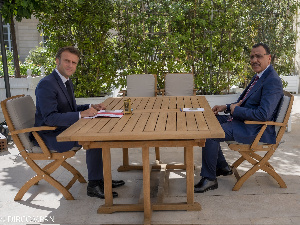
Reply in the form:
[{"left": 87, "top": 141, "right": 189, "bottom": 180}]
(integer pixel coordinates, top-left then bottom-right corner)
[
  {"left": 229, "top": 65, "right": 283, "bottom": 144},
  {"left": 34, "top": 70, "right": 89, "bottom": 151}
]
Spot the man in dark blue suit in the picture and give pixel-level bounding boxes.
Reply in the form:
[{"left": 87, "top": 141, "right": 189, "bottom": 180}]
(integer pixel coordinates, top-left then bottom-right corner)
[
  {"left": 194, "top": 43, "right": 283, "bottom": 193},
  {"left": 34, "top": 46, "right": 124, "bottom": 198}
]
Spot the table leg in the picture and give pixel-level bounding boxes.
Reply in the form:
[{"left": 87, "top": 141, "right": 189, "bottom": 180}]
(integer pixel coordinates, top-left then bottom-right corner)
[
  {"left": 155, "top": 146, "right": 160, "bottom": 162},
  {"left": 185, "top": 146, "right": 194, "bottom": 205},
  {"left": 184, "top": 147, "right": 187, "bottom": 166},
  {"left": 142, "top": 146, "right": 152, "bottom": 224},
  {"left": 122, "top": 148, "right": 129, "bottom": 166},
  {"left": 102, "top": 147, "right": 113, "bottom": 206}
]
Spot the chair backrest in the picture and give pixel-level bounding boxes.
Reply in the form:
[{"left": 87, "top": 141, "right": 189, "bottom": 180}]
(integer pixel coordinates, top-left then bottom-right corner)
[
  {"left": 164, "top": 73, "right": 194, "bottom": 96},
  {"left": 126, "top": 74, "right": 157, "bottom": 97},
  {"left": 2, "top": 95, "right": 35, "bottom": 151},
  {"left": 275, "top": 91, "right": 294, "bottom": 136}
]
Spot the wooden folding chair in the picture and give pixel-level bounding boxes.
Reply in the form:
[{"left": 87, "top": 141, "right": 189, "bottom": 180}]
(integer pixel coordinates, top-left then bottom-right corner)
[
  {"left": 118, "top": 74, "right": 160, "bottom": 171},
  {"left": 227, "top": 90, "right": 294, "bottom": 191},
  {"left": 1, "top": 95, "right": 86, "bottom": 200},
  {"left": 160, "top": 73, "right": 197, "bottom": 96}
]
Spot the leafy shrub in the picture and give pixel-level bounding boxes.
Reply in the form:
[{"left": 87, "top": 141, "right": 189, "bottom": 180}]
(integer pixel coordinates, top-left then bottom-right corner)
[
  {"left": 0, "top": 50, "right": 15, "bottom": 77},
  {"left": 1, "top": 46, "right": 55, "bottom": 77},
  {"left": 23, "top": 46, "right": 55, "bottom": 75},
  {"left": 35, "top": 0, "right": 299, "bottom": 96}
]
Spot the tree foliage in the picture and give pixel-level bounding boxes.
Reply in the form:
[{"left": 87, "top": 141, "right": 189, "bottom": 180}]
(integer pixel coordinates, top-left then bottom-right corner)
[
  {"left": 34, "top": 0, "right": 300, "bottom": 96},
  {"left": 1, "top": 0, "right": 42, "bottom": 78},
  {"left": 1, "top": 0, "right": 41, "bottom": 21},
  {"left": 36, "top": 0, "right": 116, "bottom": 97}
]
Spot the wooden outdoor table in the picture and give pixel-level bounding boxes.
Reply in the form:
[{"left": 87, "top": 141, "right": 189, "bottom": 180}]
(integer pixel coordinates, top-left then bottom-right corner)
[{"left": 57, "top": 96, "right": 224, "bottom": 225}]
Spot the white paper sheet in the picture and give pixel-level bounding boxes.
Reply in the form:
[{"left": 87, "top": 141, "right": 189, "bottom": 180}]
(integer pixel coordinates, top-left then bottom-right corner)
[
  {"left": 84, "top": 110, "right": 123, "bottom": 118},
  {"left": 181, "top": 108, "right": 204, "bottom": 112}
]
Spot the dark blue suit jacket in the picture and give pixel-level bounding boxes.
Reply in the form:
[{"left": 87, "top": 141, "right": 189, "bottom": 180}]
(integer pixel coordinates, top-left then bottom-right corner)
[
  {"left": 229, "top": 65, "right": 283, "bottom": 144},
  {"left": 34, "top": 70, "right": 89, "bottom": 151}
]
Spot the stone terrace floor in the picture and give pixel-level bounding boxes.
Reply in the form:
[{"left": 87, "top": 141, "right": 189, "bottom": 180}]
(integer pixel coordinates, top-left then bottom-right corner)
[{"left": 0, "top": 94, "right": 299, "bottom": 224}]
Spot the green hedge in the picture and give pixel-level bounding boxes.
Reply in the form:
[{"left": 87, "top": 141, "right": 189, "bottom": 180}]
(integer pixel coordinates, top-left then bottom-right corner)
[{"left": 29, "top": 0, "right": 300, "bottom": 96}]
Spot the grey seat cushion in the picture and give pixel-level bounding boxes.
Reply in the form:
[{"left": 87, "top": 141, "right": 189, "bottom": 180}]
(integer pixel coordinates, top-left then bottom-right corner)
[
  {"left": 275, "top": 95, "right": 290, "bottom": 134},
  {"left": 6, "top": 95, "right": 79, "bottom": 153},
  {"left": 127, "top": 74, "right": 156, "bottom": 97},
  {"left": 6, "top": 95, "right": 36, "bottom": 152},
  {"left": 165, "top": 73, "right": 194, "bottom": 96}
]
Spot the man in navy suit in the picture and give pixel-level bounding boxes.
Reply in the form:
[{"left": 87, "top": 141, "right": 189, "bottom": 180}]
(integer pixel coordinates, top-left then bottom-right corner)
[
  {"left": 34, "top": 46, "right": 124, "bottom": 198},
  {"left": 194, "top": 43, "right": 283, "bottom": 193}
]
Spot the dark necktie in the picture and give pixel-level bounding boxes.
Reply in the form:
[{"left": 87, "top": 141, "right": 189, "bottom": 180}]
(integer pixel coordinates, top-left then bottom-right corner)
[
  {"left": 241, "top": 75, "right": 259, "bottom": 102},
  {"left": 65, "top": 80, "right": 74, "bottom": 106},
  {"left": 227, "top": 75, "right": 259, "bottom": 122}
]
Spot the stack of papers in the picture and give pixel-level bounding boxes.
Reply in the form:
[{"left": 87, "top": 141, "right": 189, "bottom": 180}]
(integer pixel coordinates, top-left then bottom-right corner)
[
  {"left": 97, "top": 110, "right": 124, "bottom": 118},
  {"left": 180, "top": 108, "right": 204, "bottom": 112},
  {"left": 84, "top": 110, "right": 123, "bottom": 118}
]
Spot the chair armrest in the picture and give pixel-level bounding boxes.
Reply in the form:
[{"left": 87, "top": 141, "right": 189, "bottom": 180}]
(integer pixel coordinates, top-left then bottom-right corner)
[
  {"left": 244, "top": 120, "right": 285, "bottom": 150},
  {"left": 10, "top": 126, "right": 57, "bottom": 135},
  {"left": 10, "top": 126, "right": 57, "bottom": 158},
  {"left": 244, "top": 120, "right": 284, "bottom": 126}
]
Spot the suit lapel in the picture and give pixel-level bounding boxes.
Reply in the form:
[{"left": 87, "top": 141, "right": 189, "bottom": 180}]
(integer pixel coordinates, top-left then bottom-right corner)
[
  {"left": 239, "top": 76, "right": 256, "bottom": 102},
  {"left": 242, "top": 65, "right": 272, "bottom": 102}
]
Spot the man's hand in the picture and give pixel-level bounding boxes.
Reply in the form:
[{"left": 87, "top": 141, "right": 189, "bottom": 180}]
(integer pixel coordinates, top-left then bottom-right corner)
[
  {"left": 91, "top": 103, "right": 106, "bottom": 111},
  {"left": 80, "top": 107, "right": 98, "bottom": 118},
  {"left": 230, "top": 100, "right": 242, "bottom": 114},
  {"left": 212, "top": 105, "right": 227, "bottom": 115}
]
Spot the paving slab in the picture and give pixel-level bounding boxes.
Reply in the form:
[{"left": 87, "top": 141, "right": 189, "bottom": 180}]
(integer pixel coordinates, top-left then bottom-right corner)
[{"left": 0, "top": 95, "right": 299, "bottom": 224}]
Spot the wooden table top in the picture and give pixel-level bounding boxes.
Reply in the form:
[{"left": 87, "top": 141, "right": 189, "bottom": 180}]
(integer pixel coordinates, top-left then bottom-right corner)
[{"left": 57, "top": 96, "right": 224, "bottom": 143}]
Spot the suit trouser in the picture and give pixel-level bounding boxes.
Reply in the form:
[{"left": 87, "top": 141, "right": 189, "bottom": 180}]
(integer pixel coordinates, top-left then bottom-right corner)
[
  {"left": 200, "top": 115, "right": 235, "bottom": 180},
  {"left": 85, "top": 147, "right": 103, "bottom": 181},
  {"left": 69, "top": 142, "right": 104, "bottom": 181}
]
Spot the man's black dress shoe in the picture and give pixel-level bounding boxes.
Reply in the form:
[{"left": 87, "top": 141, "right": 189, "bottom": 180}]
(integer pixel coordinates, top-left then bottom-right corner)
[
  {"left": 216, "top": 165, "right": 233, "bottom": 177},
  {"left": 112, "top": 179, "right": 125, "bottom": 188},
  {"left": 99, "top": 179, "right": 125, "bottom": 188},
  {"left": 87, "top": 185, "right": 118, "bottom": 199},
  {"left": 194, "top": 178, "right": 218, "bottom": 193}
]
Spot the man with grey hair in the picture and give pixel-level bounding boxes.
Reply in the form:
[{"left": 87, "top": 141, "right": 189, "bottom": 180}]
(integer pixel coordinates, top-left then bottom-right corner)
[{"left": 195, "top": 43, "right": 283, "bottom": 193}]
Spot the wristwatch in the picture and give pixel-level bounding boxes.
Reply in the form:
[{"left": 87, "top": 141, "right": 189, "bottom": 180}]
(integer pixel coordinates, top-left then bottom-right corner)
[
  {"left": 226, "top": 104, "right": 231, "bottom": 112},
  {"left": 224, "top": 104, "right": 231, "bottom": 114}
]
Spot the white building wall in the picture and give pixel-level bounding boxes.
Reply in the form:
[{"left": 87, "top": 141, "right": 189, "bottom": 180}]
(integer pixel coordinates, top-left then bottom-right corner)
[{"left": 14, "top": 16, "right": 43, "bottom": 62}]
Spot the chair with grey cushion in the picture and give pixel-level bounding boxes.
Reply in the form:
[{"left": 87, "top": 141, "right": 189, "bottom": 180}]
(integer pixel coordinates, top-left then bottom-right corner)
[
  {"left": 119, "top": 74, "right": 158, "bottom": 97},
  {"left": 161, "top": 73, "right": 197, "bottom": 96},
  {"left": 1, "top": 95, "right": 86, "bottom": 200},
  {"left": 227, "top": 90, "right": 294, "bottom": 191},
  {"left": 117, "top": 74, "right": 160, "bottom": 171}
]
